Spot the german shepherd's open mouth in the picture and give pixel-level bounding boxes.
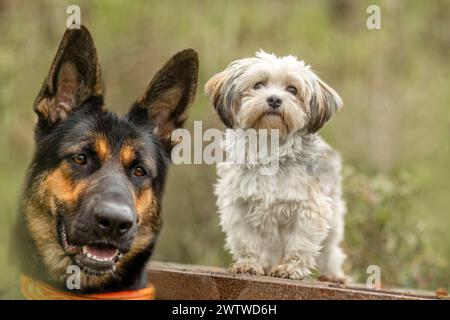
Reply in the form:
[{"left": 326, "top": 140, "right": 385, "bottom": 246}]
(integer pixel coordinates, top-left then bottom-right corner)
[
  {"left": 57, "top": 214, "right": 124, "bottom": 275},
  {"left": 13, "top": 25, "right": 198, "bottom": 293}
]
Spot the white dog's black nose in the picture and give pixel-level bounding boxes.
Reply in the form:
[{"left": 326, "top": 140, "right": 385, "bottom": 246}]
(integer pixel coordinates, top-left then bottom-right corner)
[{"left": 267, "top": 95, "right": 282, "bottom": 108}]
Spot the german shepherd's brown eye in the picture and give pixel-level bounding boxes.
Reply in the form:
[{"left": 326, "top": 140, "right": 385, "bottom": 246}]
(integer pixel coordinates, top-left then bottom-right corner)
[
  {"left": 253, "top": 82, "right": 265, "bottom": 90},
  {"left": 71, "top": 154, "right": 87, "bottom": 165},
  {"left": 287, "top": 86, "right": 297, "bottom": 95},
  {"left": 133, "top": 166, "right": 147, "bottom": 177}
]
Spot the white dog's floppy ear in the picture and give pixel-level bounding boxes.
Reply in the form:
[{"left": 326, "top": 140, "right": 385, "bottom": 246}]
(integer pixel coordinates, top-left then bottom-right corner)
[
  {"left": 307, "top": 78, "right": 343, "bottom": 133},
  {"left": 205, "top": 70, "right": 235, "bottom": 128}
]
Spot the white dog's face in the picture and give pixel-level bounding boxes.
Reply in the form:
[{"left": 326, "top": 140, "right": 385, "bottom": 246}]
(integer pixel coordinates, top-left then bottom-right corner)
[{"left": 205, "top": 50, "right": 343, "bottom": 136}]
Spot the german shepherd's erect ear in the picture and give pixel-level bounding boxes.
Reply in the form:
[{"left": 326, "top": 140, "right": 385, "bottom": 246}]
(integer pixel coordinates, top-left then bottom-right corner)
[
  {"left": 33, "top": 26, "right": 103, "bottom": 131},
  {"left": 128, "top": 49, "right": 199, "bottom": 151}
]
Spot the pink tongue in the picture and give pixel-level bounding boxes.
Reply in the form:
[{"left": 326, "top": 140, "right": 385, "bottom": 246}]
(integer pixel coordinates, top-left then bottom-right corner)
[{"left": 86, "top": 245, "right": 117, "bottom": 259}]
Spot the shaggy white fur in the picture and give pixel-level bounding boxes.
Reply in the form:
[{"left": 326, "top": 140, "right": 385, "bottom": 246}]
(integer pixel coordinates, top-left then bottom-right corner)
[{"left": 206, "top": 51, "right": 347, "bottom": 281}]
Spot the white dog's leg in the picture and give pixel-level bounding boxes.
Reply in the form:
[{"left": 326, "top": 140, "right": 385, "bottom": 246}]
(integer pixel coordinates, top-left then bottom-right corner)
[
  {"left": 318, "top": 198, "right": 348, "bottom": 282},
  {"left": 271, "top": 200, "right": 332, "bottom": 280},
  {"left": 219, "top": 203, "right": 265, "bottom": 276}
]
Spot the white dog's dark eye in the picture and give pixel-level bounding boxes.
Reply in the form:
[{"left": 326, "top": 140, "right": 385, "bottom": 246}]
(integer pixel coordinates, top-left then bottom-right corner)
[
  {"left": 253, "top": 82, "right": 265, "bottom": 90},
  {"left": 287, "top": 86, "right": 297, "bottom": 95}
]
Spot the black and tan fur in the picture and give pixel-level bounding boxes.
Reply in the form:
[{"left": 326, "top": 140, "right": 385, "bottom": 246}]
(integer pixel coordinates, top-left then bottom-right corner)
[{"left": 13, "top": 26, "right": 198, "bottom": 293}]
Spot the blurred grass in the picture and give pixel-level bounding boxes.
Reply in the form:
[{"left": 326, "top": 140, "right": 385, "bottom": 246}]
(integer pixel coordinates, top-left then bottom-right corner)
[{"left": 0, "top": 0, "right": 449, "bottom": 295}]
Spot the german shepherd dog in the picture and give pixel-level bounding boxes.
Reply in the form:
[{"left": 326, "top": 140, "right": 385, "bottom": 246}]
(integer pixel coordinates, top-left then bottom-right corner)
[{"left": 13, "top": 26, "right": 198, "bottom": 293}]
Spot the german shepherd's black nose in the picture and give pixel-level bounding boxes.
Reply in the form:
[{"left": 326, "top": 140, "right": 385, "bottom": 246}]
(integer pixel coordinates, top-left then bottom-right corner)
[
  {"left": 94, "top": 200, "right": 134, "bottom": 238},
  {"left": 86, "top": 176, "right": 137, "bottom": 242}
]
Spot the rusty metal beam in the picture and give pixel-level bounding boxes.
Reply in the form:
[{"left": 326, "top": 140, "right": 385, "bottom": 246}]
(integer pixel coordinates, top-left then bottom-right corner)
[{"left": 147, "top": 262, "right": 442, "bottom": 300}]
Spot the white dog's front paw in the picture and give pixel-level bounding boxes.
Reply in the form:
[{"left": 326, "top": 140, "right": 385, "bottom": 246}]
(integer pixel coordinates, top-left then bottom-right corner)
[
  {"left": 270, "top": 263, "right": 309, "bottom": 280},
  {"left": 229, "top": 260, "right": 264, "bottom": 276}
]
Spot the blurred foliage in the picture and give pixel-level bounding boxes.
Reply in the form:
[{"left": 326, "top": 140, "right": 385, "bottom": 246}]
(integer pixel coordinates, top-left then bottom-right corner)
[
  {"left": 0, "top": 0, "right": 449, "bottom": 296},
  {"left": 343, "top": 166, "right": 449, "bottom": 289}
]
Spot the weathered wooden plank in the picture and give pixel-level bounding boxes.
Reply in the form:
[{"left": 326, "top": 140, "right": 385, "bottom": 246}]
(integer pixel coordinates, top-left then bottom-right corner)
[{"left": 147, "top": 262, "right": 442, "bottom": 300}]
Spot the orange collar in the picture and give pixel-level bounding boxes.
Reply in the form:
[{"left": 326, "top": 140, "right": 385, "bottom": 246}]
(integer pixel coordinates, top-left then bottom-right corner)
[{"left": 20, "top": 274, "right": 155, "bottom": 300}]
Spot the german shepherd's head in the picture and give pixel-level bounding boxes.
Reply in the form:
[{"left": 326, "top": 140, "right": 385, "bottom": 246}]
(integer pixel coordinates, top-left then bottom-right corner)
[{"left": 15, "top": 26, "right": 198, "bottom": 292}]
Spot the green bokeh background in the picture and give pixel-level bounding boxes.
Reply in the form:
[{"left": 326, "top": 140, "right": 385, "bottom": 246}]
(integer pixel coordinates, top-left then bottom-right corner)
[{"left": 1, "top": 0, "right": 449, "bottom": 296}]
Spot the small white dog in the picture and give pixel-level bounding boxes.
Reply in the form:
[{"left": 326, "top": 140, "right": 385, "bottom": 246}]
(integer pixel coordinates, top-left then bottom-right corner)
[{"left": 205, "top": 50, "right": 347, "bottom": 282}]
